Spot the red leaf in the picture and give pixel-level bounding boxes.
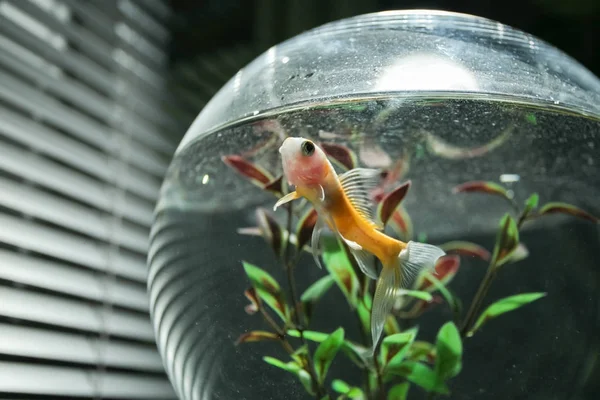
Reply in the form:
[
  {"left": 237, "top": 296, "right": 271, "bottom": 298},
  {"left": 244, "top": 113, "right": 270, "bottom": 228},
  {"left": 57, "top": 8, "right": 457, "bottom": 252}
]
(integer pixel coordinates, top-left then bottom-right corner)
[
  {"left": 255, "top": 208, "right": 284, "bottom": 256},
  {"left": 377, "top": 181, "right": 411, "bottom": 226},
  {"left": 359, "top": 141, "right": 392, "bottom": 168},
  {"left": 425, "top": 126, "right": 512, "bottom": 160},
  {"left": 452, "top": 181, "right": 510, "bottom": 200},
  {"left": 244, "top": 287, "right": 260, "bottom": 315},
  {"left": 296, "top": 207, "right": 318, "bottom": 250},
  {"left": 263, "top": 175, "right": 283, "bottom": 195},
  {"left": 440, "top": 241, "right": 491, "bottom": 261},
  {"left": 222, "top": 155, "right": 273, "bottom": 186},
  {"left": 492, "top": 214, "right": 519, "bottom": 267},
  {"left": 419, "top": 255, "right": 460, "bottom": 292},
  {"left": 235, "top": 330, "right": 280, "bottom": 345},
  {"left": 320, "top": 142, "right": 358, "bottom": 170},
  {"left": 411, "top": 295, "right": 444, "bottom": 316},
  {"left": 388, "top": 205, "right": 413, "bottom": 241},
  {"left": 538, "top": 202, "right": 599, "bottom": 224}
]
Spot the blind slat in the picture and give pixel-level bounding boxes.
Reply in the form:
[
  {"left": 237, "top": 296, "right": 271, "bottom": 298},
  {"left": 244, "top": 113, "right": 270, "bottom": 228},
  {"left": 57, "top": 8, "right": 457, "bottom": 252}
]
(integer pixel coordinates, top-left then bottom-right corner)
[
  {"left": 139, "top": 0, "right": 172, "bottom": 21},
  {"left": 6, "top": 0, "right": 165, "bottom": 73},
  {"left": 0, "top": 250, "right": 149, "bottom": 312},
  {"left": 0, "top": 141, "right": 154, "bottom": 227},
  {"left": 0, "top": 177, "right": 148, "bottom": 254},
  {"left": 0, "top": 67, "right": 175, "bottom": 158},
  {"left": 0, "top": 213, "right": 147, "bottom": 283},
  {"left": 0, "top": 324, "right": 164, "bottom": 372},
  {"left": 0, "top": 362, "right": 176, "bottom": 398},
  {"left": 0, "top": 52, "right": 173, "bottom": 173},
  {"left": 117, "top": 0, "right": 170, "bottom": 44},
  {"left": 0, "top": 13, "right": 114, "bottom": 96},
  {"left": 0, "top": 104, "right": 167, "bottom": 180},
  {"left": 0, "top": 108, "right": 163, "bottom": 205},
  {"left": 0, "top": 286, "right": 155, "bottom": 341},
  {"left": 0, "top": 12, "right": 183, "bottom": 136}
]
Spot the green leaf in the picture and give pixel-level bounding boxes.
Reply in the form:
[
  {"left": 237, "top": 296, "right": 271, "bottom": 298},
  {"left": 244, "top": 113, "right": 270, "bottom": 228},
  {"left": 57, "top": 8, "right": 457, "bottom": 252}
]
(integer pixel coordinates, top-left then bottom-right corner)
[
  {"left": 301, "top": 275, "right": 335, "bottom": 304},
  {"left": 435, "top": 322, "right": 462, "bottom": 382},
  {"left": 384, "top": 314, "right": 401, "bottom": 335},
  {"left": 391, "top": 361, "right": 449, "bottom": 394},
  {"left": 491, "top": 213, "right": 520, "bottom": 267},
  {"left": 357, "top": 294, "right": 372, "bottom": 337},
  {"left": 242, "top": 261, "right": 290, "bottom": 323},
  {"left": 525, "top": 113, "right": 537, "bottom": 125},
  {"left": 263, "top": 356, "right": 301, "bottom": 374},
  {"left": 321, "top": 238, "right": 360, "bottom": 307},
  {"left": 407, "top": 341, "right": 436, "bottom": 363},
  {"left": 264, "top": 356, "right": 316, "bottom": 395},
  {"left": 287, "top": 329, "right": 369, "bottom": 367},
  {"left": 332, "top": 380, "right": 365, "bottom": 399},
  {"left": 298, "top": 369, "right": 315, "bottom": 395},
  {"left": 397, "top": 289, "right": 433, "bottom": 302},
  {"left": 301, "top": 275, "right": 335, "bottom": 323},
  {"left": 288, "top": 329, "right": 328, "bottom": 342},
  {"left": 422, "top": 272, "right": 460, "bottom": 319},
  {"left": 468, "top": 292, "right": 547, "bottom": 337},
  {"left": 523, "top": 193, "right": 539, "bottom": 216},
  {"left": 387, "top": 382, "right": 410, "bottom": 400},
  {"left": 332, "top": 379, "right": 351, "bottom": 394},
  {"left": 346, "top": 387, "right": 365, "bottom": 399},
  {"left": 381, "top": 328, "right": 417, "bottom": 371},
  {"left": 538, "top": 202, "right": 599, "bottom": 224},
  {"left": 313, "top": 327, "right": 345, "bottom": 384},
  {"left": 235, "top": 330, "right": 280, "bottom": 345},
  {"left": 290, "top": 345, "right": 309, "bottom": 367}
]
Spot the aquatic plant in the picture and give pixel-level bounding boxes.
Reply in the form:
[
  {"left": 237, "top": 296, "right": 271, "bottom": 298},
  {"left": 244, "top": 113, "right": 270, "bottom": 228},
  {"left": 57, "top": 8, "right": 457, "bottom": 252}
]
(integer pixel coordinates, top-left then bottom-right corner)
[{"left": 222, "top": 127, "right": 598, "bottom": 400}]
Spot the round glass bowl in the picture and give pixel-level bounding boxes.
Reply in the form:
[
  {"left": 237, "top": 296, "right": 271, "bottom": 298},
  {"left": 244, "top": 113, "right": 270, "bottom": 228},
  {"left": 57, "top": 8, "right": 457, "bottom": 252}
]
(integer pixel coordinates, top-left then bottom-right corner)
[{"left": 148, "top": 10, "right": 600, "bottom": 400}]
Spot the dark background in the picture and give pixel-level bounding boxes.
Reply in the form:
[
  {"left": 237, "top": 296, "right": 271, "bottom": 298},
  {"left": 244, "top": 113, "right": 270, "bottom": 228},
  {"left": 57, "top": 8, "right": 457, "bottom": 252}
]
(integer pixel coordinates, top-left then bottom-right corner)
[{"left": 166, "top": 0, "right": 599, "bottom": 78}]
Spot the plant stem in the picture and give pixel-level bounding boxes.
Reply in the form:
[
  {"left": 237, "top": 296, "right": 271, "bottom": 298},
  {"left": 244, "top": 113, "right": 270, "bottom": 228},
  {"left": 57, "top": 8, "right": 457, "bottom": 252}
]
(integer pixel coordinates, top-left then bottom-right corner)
[
  {"left": 257, "top": 303, "right": 295, "bottom": 354},
  {"left": 283, "top": 202, "right": 328, "bottom": 399},
  {"left": 372, "top": 354, "right": 385, "bottom": 400},
  {"left": 459, "top": 260, "right": 498, "bottom": 338},
  {"left": 353, "top": 309, "right": 374, "bottom": 400}
]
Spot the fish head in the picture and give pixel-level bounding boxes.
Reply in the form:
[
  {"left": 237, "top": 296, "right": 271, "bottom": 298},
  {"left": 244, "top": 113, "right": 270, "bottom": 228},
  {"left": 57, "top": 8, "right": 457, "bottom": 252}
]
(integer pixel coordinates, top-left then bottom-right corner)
[{"left": 279, "top": 137, "right": 329, "bottom": 188}]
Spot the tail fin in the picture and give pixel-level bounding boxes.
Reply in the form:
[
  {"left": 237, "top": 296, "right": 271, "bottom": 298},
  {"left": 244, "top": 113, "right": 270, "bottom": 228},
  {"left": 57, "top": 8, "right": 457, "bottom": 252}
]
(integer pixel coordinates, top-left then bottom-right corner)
[{"left": 370, "top": 241, "right": 446, "bottom": 352}]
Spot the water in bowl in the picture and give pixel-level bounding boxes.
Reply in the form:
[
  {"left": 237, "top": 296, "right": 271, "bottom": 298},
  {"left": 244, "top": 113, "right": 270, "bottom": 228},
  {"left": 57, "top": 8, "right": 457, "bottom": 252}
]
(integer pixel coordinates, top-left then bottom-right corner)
[{"left": 148, "top": 93, "right": 599, "bottom": 400}]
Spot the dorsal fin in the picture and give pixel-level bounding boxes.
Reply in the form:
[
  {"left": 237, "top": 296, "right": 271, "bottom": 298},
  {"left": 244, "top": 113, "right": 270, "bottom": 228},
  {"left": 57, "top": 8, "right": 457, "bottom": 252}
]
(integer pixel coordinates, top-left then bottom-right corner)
[{"left": 338, "top": 168, "right": 383, "bottom": 229}]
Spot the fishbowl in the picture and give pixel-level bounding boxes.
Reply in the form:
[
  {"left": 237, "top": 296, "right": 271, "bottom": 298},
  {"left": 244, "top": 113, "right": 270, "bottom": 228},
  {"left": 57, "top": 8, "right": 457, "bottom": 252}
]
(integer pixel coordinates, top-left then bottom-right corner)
[{"left": 147, "top": 10, "right": 600, "bottom": 400}]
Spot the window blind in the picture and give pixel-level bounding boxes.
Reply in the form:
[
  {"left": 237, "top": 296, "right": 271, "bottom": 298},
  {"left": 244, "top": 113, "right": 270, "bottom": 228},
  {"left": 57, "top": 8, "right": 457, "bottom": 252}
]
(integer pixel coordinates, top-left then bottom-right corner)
[{"left": 0, "top": 0, "right": 197, "bottom": 398}]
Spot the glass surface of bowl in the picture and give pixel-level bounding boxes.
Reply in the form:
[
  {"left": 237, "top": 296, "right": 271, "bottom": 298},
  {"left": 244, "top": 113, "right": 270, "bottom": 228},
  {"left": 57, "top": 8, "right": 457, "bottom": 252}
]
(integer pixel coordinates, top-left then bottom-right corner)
[{"left": 149, "top": 10, "right": 600, "bottom": 400}]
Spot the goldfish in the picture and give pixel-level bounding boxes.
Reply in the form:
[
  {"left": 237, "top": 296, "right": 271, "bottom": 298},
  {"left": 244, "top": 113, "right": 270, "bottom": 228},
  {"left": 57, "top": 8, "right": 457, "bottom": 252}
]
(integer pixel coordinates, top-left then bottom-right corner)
[{"left": 274, "top": 137, "right": 445, "bottom": 352}]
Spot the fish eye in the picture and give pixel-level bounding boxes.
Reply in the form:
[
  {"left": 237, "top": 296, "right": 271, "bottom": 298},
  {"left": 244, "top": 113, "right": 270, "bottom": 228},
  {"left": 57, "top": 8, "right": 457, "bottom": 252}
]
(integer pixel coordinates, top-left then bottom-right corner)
[{"left": 301, "top": 140, "right": 315, "bottom": 156}]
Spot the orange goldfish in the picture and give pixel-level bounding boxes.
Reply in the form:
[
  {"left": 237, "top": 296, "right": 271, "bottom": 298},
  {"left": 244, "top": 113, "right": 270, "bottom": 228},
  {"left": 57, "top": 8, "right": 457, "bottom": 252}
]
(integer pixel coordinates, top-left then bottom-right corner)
[{"left": 274, "top": 137, "right": 445, "bottom": 351}]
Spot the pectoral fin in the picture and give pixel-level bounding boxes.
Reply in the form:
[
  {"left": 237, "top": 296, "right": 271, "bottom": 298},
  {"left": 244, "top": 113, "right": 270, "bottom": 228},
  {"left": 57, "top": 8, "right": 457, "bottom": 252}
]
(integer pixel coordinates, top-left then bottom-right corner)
[
  {"left": 273, "top": 191, "right": 300, "bottom": 211},
  {"left": 310, "top": 216, "right": 325, "bottom": 269},
  {"left": 348, "top": 247, "right": 378, "bottom": 279}
]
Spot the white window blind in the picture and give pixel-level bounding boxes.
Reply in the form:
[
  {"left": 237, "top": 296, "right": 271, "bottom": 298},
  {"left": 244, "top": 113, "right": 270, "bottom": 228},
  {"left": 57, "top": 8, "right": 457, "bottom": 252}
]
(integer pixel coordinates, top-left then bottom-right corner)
[{"left": 0, "top": 0, "right": 197, "bottom": 398}]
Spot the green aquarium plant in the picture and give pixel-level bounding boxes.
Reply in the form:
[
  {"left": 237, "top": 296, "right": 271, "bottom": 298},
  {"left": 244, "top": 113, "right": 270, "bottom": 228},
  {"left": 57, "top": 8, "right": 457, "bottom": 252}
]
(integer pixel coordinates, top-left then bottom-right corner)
[{"left": 222, "top": 122, "right": 598, "bottom": 399}]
